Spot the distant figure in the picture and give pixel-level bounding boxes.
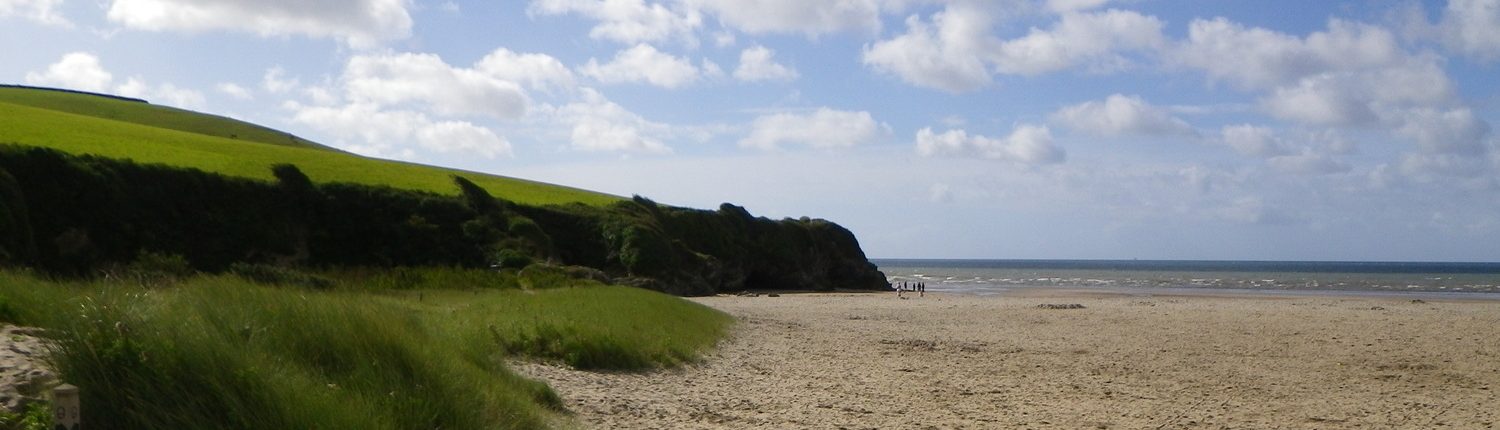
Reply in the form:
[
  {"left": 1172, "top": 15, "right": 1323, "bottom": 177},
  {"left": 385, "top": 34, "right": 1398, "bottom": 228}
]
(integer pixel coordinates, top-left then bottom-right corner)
[{"left": 919, "top": 282, "right": 925, "bottom": 297}]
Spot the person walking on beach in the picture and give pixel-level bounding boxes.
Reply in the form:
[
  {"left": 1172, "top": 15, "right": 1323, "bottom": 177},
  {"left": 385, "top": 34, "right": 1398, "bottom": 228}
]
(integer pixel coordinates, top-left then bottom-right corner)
[{"left": 918, "top": 282, "right": 925, "bottom": 297}]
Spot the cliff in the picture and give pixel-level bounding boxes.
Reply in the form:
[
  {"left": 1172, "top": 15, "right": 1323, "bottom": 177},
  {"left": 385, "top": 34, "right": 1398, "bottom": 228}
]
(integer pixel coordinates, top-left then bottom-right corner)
[{"left": 0, "top": 145, "right": 888, "bottom": 295}]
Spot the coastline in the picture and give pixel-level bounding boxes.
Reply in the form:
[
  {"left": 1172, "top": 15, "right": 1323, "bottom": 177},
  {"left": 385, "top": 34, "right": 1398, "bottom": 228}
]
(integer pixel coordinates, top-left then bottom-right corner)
[{"left": 520, "top": 289, "right": 1500, "bottom": 429}]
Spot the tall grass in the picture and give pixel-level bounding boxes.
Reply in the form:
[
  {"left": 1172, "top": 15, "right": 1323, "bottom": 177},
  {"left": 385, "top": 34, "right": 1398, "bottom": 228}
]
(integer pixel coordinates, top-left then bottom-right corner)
[{"left": 0, "top": 270, "right": 731, "bottom": 429}]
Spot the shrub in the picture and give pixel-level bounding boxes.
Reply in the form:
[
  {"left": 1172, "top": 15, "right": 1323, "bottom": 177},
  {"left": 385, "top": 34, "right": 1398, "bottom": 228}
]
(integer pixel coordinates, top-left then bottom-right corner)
[
  {"left": 108, "top": 251, "right": 195, "bottom": 286},
  {"left": 228, "top": 263, "right": 333, "bottom": 289}
]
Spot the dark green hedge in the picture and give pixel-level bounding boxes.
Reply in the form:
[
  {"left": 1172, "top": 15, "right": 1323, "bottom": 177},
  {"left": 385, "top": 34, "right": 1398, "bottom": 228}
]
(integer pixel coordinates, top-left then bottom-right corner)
[{"left": 0, "top": 145, "right": 887, "bottom": 294}]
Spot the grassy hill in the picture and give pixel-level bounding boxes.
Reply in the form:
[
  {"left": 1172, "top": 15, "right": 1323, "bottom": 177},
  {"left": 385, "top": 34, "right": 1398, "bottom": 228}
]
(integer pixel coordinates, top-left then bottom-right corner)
[{"left": 0, "top": 86, "right": 618, "bottom": 206}]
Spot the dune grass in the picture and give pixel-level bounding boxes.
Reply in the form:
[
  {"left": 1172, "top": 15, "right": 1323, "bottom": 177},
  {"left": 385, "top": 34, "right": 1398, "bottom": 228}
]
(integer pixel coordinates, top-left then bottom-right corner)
[
  {"left": 0, "top": 270, "right": 730, "bottom": 430},
  {"left": 0, "top": 95, "right": 618, "bottom": 206}
]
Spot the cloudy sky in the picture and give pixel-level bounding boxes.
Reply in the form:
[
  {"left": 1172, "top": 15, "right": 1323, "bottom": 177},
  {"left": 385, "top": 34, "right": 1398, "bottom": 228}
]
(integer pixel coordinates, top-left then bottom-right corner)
[{"left": 3, "top": 0, "right": 1499, "bottom": 261}]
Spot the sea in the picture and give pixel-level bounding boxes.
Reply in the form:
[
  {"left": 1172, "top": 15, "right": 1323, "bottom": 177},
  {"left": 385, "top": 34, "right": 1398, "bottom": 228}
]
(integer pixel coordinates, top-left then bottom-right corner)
[{"left": 873, "top": 259, "right": 1500, "bottom": 299}]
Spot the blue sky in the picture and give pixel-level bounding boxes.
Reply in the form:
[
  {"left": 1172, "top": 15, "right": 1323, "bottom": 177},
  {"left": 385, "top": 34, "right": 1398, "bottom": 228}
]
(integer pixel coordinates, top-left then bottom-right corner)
[{"left": 3, "top": 0, "right": 1499, "bottom": 261}]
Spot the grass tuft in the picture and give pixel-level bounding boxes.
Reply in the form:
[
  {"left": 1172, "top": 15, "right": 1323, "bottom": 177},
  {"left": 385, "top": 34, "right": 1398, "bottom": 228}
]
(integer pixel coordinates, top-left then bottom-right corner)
[{"left": 0, "top": 269, "right": 730, "bottom": 429}]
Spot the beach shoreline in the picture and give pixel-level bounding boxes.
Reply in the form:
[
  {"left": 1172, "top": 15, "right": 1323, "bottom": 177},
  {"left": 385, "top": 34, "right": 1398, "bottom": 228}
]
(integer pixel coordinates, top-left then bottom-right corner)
[{"left": 521, "top": 289, "right": 1500, "bottom": 429}]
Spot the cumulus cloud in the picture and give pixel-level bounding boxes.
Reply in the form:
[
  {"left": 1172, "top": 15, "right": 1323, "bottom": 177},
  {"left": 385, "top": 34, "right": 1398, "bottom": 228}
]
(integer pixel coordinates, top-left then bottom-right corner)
[
  {"left": 1397, "top": 108, "right": 1493, "bottom": 156},
  {"left": 343, "top": 52, "right": 530, "bottom": 119},
  {"left": 991, "top": 9, "right": 1165, "bottom": 75},
  {"left": 1177, "top": 15, "right": 1479, "bottom": 163},
  {"left": 216, "top": 82, "right": 254, "bottom": 100},
  {"left": 862, "top": 4, "right": 994, "bottom": 93},
  {"left": 106, "top": 0, "right": 413, "bottom": 47},
  {"left": 684, "top": 0, "right": 883, "bottom": 36},
  {"left": 733, "top": 45, "right": 799, "bottom": 82},
  {"left": 1218, "top": 124, "right": 1291, "bottom": 158},
  {"left": 579, "top": 43, "right": 704, "bottom": 88},
  {"left": 116, "top": 77, "right": 206, "bottom": 109},
  {"left": 0, "top": 0, "right": 68, "bottom": 25},
  {"left": 281, "top": 48, "right": 588, "bottom": 159},
  {"left": 915, "top": 125, "right": 1065, "bottom": 164},
  {"left": 1259, "top": 74, "right": 1379, "bottom": 126},
  {"left": 25, "top": 52, "right": 113, "bottom": 92},
  {"left": 262, "top": 67, "right": 299, "bottom": 93},
  {"left": 528, "top": 0, "right": 700, "bottom": 44},
  {"left": 1175, "top": 18, "right": 1403, "bottom": 90},
  {"left": 740, "top": 108, "right": 887, "bottom": 150},
  {"left": 291, "top": 102, "right": 513, "bottom": 159},
  {"left": 864, "top": 6, "right": 1163, "bottom": 92},
  {"left": 1267, "top": 150, "right": 1352, "bottom": 175},
  {"left": 1437, "top": 0, "right": 1500, "bottom": 62},
  {"left": 1050, "top": 94, "right": 1195, "bottom": 137},
  {"left": 1046, "top": 0, "right": 1111, "bottom": 13},
  {"left": 550, "top": 88, "right": 675, "bottom": 154},
  {"left": 25, "top": 52, "right": 206, "bottom": 109},
  {"left": 475, "top": 48, "right": 577, "bottom": 91}
]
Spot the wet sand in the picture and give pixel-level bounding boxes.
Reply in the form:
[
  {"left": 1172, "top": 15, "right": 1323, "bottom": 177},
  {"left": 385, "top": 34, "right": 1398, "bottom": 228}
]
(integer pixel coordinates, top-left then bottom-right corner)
[{"left": 520, "top": 290, "right": 1500, "bottom": 429}]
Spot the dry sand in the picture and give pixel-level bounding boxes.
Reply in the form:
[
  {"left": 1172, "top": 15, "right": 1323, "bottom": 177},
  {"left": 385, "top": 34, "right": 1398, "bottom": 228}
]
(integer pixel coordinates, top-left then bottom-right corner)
[{"left": 519, "top": 290, "right": 1500, "bottom": 429}]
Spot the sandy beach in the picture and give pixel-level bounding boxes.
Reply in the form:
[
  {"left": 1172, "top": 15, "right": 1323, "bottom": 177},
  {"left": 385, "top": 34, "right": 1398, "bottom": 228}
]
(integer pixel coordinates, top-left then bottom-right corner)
[{"left": 520, "top": 290, "right": 1500, "bottom": 429}]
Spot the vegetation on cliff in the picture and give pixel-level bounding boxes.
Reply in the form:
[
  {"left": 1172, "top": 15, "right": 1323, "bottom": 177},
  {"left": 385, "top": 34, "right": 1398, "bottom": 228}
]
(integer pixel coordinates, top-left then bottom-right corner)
[{"left": 0, "top": 145, "right": 887, "bottom": 294}]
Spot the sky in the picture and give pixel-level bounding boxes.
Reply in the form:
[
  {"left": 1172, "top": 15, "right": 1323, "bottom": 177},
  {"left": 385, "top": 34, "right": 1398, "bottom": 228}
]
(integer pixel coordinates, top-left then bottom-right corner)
[{"left": 2, "top": 0, "right": 1499, "bottom": 261}]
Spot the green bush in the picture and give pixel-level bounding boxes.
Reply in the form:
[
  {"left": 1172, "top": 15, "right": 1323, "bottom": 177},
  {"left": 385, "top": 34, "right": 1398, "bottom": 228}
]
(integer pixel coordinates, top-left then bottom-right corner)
[
  {"left": 0, "top": 402, "right": 52, "bottom": 430},
  {"left": 228, "top": 263, "right": 333, "bottom": 289}
]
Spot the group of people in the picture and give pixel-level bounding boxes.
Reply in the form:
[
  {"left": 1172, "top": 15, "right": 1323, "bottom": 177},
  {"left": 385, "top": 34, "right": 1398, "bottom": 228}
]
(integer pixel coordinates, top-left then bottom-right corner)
[{"left": 894, "top": 280, "right": 926, "bottom": 298}]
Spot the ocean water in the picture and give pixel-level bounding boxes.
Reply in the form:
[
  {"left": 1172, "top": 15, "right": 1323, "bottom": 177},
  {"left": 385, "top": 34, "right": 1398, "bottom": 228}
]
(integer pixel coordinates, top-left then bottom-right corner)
[{"left": 873, "top": 259, "right": 1500, "bottom": 297}]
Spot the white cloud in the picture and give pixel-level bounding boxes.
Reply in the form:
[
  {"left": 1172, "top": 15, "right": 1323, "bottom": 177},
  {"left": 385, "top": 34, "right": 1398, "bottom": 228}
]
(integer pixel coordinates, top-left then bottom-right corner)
[
  {"left": 1175, "top": 18, "right": 1402, "bottom": 90},
  {"left": 0, "top": 0, "right": 68, "bottom": 25},
  {"left": 527, "top": 0, "right": 701, "bottom": 44},
  {"left": 290, "top": 102, "right": 514, "bottom": 159},
  {"left": 579, "top": 43, "right": 704, "bottom": 88},
  {"left": 1259, "top": 74, "right": 1379, "bottom": 126},
  {"left": 262, "top": 67, "right": 299, "bottom": 93},
  {"left": 474, "top": 48, "right": 576, "bottom": 91},
  {"left": 1218, "top": 124, "right": 1290, "bottom": 158},
  {"left": 685, "top": 0, "right": 882, "bottom": 36},
  {"left": 116, "top": 77, "right": 206, "bottom": 109},
  {"left": 740, "top": 108, "right": 887, "bottom": 150},
  {"left": 991, "top": 9, "right": 1165, "bottom": 75},
  {"left": 712, "top": 30, "right": 736, "bottom": 47},
  {"left": 929, "top": 183, "right": 953, "bottom": 203},
  {"left": 216, "top": 82, "right": 254, "bottom": 100},
  {"left": 1267, "top": 150, "right": 1351, "bottom": 175},
  {"left": 25, "top": 52, "right": 206, "bottom": 109},
  {"left": 551, "top": 88, "right": 674, "bottom": 154},
  {"left": 1397, "top": 108, "right": 1493, "bottom": 156},
  {"left": 1437, "top": 0, "right": 1500, "bottom": 62},
  {"left": 415, "top": 121, "right": 514, "bottom": 158},
  {"left": 733, "top": 45, "right": 798, "bottom": 82},
  {"left": 106, "top": 0, "right": 413, "bottom": 47},
  {"left": 915, "top": 125, "right": 1065, "bottom": 164},
  {"left": 1051, "top": 94, "right": 1195, "bottom": 137},
  {"left": 343, "top": 52, "right": 530, "bottom": 119},
  {"left": 25, "top": 52, "right": 113, "bottom": 92},
  {"left": 864, "top": 6, "right": 1163, "bottom": 92},
  {"left": 1046, "top": 0, "right": 1111, "bottom": 13},
  {"left": 862, "top": 5, "right": 994, "bottom": 93}
]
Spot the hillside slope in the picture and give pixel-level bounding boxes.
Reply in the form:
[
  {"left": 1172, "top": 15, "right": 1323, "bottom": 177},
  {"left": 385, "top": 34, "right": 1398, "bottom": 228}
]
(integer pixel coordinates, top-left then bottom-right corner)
[
  {"left": 0, "top": 85, "right": 328, "bottom": 150},
  {"left": 0, "top": 86, "right": 618, "bottom": 206}
]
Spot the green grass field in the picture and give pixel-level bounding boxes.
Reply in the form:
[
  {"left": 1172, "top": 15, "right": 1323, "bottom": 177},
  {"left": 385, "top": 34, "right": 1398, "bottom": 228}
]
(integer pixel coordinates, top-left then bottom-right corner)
[
  {"left": 0, "top": 270, "right": 731, "bottom": 429},
  {"left": 0, "top": 86, "right": 327, "bottom": 150},
  {"left": 0, "top": 87, "right": 618, "bottom": 206}
]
